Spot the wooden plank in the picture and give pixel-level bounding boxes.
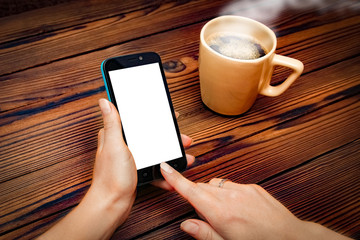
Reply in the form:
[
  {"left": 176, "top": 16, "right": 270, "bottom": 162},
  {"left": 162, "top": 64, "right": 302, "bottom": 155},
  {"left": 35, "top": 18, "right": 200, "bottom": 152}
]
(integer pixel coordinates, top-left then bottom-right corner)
[
  {"left": 113, "top": 95, "right": 359, "bottom": 239},
  {"left": 0, "top": 95, "right": 100, "bottom": 236},
  {"left": 0, "top": 10, "right": 359, "bottom": 194},
  {"left": 1, "top": 206, "right": 73, "bottom": 239},
  {"left": 1, "top": 22, "right": 358, "bottom": 178},
  {"left": 0, "top": 11, "right": 359, "bottom": 120},
  {"left": 2, "top": 0, "right": 356, "bottom": 44},
  {"left": 0, "top": 0, "right": 358, "bottom": 75},
  {"left": 0, "top": 0, "right": 229, "bottom": 75},
  {"left": 136, "top": 215, "right": 195, "bottom": 239},
  {"left": 0, "top": 25, "right": 358, "bottom": 182},
  {"left": 1, "top": 2, "right": 359, "bottom": 238},
  {"left": 263, "top": 140, "right": 360, "bottom": 239},
  {"left": 1, "top": 58, "right": 358, "bottom": 238},
  {"left": 0, "top": 95, "right": 103, "bottom": 183},
  {"left": 137, "top": 140, "right": 360, "bottom": 239},
  {"left": 179, "top": 55, "right": 360, "bottom": 159},
  {"left": 0, "top": 0, "right": 74, "bottom": 17},
  {"left": 0, "top": 0, "right": 168, "bottom": 43}
]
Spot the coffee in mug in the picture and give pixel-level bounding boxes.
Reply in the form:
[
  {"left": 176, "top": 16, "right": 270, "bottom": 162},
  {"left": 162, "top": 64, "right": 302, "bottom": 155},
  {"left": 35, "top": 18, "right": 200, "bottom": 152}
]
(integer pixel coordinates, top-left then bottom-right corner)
[
  {"left": 199, "top": 16, "right": 304, "bottom": 116},
  {"left": 206, "top": 33, "right": 267, "bottom": 60}
]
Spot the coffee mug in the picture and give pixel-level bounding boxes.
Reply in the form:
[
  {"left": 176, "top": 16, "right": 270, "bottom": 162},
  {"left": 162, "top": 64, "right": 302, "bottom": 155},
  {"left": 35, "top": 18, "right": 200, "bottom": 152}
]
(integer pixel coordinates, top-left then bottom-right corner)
[{"left": 199, "top": 16, "right": 304, "bottom": 115}]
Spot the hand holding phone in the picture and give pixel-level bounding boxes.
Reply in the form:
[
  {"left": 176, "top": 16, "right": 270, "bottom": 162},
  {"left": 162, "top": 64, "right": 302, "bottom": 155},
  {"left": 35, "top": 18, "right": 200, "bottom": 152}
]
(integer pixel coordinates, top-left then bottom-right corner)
[{"left": 101, "top": 52, "right": 187, "bottom": 185}]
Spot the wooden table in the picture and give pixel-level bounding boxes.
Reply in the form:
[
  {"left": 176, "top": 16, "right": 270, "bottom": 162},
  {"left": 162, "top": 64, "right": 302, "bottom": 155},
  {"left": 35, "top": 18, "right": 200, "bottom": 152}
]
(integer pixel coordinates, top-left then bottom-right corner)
[{"left": 0, "top": 0, "right": 359, "bottom": 239}]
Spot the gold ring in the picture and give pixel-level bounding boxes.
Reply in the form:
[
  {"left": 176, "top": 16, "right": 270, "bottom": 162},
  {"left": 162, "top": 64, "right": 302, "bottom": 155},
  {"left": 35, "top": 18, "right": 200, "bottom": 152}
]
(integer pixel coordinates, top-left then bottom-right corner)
[{"left": 218, "top": 179, "right": 229, "bottom": 188}]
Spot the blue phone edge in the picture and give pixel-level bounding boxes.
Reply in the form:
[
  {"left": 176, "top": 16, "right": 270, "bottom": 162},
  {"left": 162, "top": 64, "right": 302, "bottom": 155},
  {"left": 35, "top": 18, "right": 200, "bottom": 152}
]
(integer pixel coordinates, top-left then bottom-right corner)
[{"left": 101, "top": 60, "right": 112, "bottom": 102}]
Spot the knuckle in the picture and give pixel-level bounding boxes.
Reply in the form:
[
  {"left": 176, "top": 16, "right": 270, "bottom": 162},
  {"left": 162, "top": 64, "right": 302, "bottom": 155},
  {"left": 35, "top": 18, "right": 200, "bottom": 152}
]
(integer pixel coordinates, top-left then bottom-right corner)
[
  {"left": 176, "top": 179, "right": 199, "bottom": 199},
  {"left": 185, "top": 185, "right": 198, "bottom": 199},
  {"left": 228, "top": 190, "right": 241, "bottom": 200},
  {"left": 103, "top": 118, "right": 115, "bottom": 130},
  {"left": 215, "top": 207, "right": 235, "bottom": 225},
  {"left": 209, "top": 178, "right": 218, "bottom": 185},
  {"left": 251, "top": 183, "right": 264, "bottom": 191},
  {"left": 197, "top": 182, "right": 208, "bottom": 189},
  {"left": 204, "top": 230, "right": 214, "bottom": 240},
  {"left": 246, "top": 184, "right": 264, "bottom": 194},
  {"left": 248, "top": 183, "right": 256, "bottom": 189}
]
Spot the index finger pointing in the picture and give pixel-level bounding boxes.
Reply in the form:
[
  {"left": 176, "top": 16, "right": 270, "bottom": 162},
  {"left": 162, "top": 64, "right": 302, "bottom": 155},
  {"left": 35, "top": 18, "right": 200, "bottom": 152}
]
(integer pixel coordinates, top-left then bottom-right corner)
[{"left": 160, "top": 162, "right": 210, "bottom": 205}]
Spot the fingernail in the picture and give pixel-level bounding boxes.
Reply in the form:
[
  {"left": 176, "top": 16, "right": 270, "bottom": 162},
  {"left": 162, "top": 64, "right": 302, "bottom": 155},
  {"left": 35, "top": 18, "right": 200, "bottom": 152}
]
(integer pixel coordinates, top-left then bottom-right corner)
[
  {"left": 160, "top": 162, "right": 173, "bottom": 174},
  {"left": 99, "top": 98, "right": 111, "bottom": 114},
  {"left": 181, "top": 221, "right": 199, "bottom": 235},
  {"left": 188, "top": 154, "right": 195, "bottom": 164},
  {"left": 185, "top": 136, "right": 193, "bottom": 146}
]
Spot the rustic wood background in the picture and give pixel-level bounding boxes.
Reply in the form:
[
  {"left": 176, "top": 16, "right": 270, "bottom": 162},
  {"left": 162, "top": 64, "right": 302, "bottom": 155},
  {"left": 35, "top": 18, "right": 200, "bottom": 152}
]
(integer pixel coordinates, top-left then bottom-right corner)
[{"left": 0, "top": 0, "right": 359, "bottom": 239}]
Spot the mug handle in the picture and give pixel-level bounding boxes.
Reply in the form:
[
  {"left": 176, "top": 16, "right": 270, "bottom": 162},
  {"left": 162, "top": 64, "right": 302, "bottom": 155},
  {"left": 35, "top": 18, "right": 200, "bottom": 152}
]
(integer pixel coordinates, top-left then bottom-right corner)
[{"left": 259, "top": 54, "right": 304, "bottom": 97}]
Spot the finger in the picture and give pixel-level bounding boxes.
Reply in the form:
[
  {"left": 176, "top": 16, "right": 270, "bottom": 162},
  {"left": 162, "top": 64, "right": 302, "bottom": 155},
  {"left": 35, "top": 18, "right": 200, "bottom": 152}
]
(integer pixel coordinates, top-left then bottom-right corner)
[
  {"left": 195, "top": 209, "right": 206, "bottom": 221},
  {"left": 175, "top": 111, "right": 180, "bottom": 118},
  {"left": 181, "top": 134, "right": 193, "bottom": 148},
  {"left": 152, "top": 154, "right": 195, "bottom": 191},
  {"left": 209, "top": 178, "right": 238, "bottom": 190},
  {"left": 98, "top": 98, "right": 125, "bottom": 146},
  {"left": 181, "top": 219, "right": 224, "bottom": 240},
  {"left": 160, "top": 162, "right": 197, "bottom": 198},
  {"left": 160, "top": 162, "right": 211, "bottom": 205},
  {"left": 151, "top": 179, "right": 174, "bottom": 191},
  {"left": 97, "top": 128, "right": 105, "bottom": 153},
  {"left": 186, "top": 154, "right": 196, "bottom": 167}
]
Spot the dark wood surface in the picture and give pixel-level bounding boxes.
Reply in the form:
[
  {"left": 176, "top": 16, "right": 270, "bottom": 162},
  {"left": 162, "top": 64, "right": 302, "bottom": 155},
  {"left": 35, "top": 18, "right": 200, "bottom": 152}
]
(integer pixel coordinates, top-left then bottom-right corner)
[{"left": 0, "top": 0, "right": 359, "bottom": 239}]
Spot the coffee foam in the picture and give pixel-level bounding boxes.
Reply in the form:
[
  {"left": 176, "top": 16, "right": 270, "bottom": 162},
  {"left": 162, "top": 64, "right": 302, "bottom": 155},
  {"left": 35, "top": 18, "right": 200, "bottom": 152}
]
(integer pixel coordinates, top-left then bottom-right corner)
[{"left": 207, "top": 33, "right": 266, "bottom": 60}]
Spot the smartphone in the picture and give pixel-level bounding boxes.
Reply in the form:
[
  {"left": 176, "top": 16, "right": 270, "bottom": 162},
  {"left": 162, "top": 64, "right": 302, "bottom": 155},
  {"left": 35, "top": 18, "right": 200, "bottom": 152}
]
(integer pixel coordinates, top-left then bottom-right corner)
[{"left": 101, "top": 52, "right": 187, "bottom": 185}]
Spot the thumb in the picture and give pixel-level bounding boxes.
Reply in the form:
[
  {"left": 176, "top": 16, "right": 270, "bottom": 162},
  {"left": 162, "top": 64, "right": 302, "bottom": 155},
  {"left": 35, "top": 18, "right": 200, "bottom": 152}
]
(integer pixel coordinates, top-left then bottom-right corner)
[
  {"left": 97, "top": 128, "right": 105, "bottom": 153},
  {"left": 98, "top": 98, "right": 125, "bottom": 146},
  {"left": 180, "top": 219, "right": 223, "bottom": 240}
]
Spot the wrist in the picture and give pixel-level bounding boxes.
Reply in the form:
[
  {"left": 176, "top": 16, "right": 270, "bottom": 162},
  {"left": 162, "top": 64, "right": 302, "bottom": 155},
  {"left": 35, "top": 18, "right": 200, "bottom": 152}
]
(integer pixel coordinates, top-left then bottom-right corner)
[
  {"left": 84, "top": 185, "right": 135, "bottom": 224},
  {"left": 297, "top": 220, "right": 351, "bottom": 240},
  {"left": 73, "top": 184, "right": 135, "bottom": 240},
  {"left": 39, "top": 185, "right": 135, "bottom": 240}
]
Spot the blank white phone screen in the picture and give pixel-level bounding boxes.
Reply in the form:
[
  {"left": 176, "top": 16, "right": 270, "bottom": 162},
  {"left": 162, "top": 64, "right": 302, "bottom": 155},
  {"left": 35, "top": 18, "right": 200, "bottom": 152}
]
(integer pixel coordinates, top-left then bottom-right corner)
[{"left": 108, "top": 63, "right": 182, "bottom": 170}]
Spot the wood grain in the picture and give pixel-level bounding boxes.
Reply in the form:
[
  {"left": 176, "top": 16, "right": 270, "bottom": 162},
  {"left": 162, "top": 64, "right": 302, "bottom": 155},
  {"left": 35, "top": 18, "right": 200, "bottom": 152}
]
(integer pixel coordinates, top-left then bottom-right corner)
[
  {"left": 0, "top": 0, "right": 231, "bottom": 75},
  {"left": 137, "top": 140, "right": 360, "bottom": 239},
  {"left": 1, "top": 57, "right": 358, "bottom": 238},
  {"left": 0, "top": 0, "right": 359, "bottom": 239},
  {"left": 0, "top": 0, "right": 169, "bottom": 42},
  {"left": 0, "top": 17, "right": 358, "bottom": 184},
  {"left": 1, "top": 11, "right": 358, "bottom": 120},
  {"left": 0, "top": 0, "right": 73, "bottom": 17},
  {"left": 1, "top": 0, "right": 358, "bottom": 75}
]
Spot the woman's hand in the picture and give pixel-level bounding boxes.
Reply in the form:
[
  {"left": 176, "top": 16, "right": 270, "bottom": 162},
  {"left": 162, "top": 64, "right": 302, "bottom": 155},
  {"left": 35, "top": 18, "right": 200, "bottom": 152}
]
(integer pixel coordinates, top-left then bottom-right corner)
[
  {"left": 160, "top": 162, "right": 351, "bottom": 240},
  {"left": 90, "top": 98, "right": 195, "bottom": 219},
  {"left": 88, "top": 98, "right": 195, "bottom": 227},
  {"left": 39, "top": 99, "right": 137, "bottom": 240},
  {"left": 86, "top": 98, "right": 137, "bottom": 227},
  {"left": 39, "top": 99, "right": 194, "bottom": 240},
  {"left": 152, "top": 132, "right": 194, "bottom": 190}
]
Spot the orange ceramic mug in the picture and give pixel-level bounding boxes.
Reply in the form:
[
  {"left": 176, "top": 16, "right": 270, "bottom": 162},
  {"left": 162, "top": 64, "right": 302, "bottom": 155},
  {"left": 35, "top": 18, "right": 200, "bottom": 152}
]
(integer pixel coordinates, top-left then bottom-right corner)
[{"left": 199, "top": 16, "right": 304, "bottom": 115}]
